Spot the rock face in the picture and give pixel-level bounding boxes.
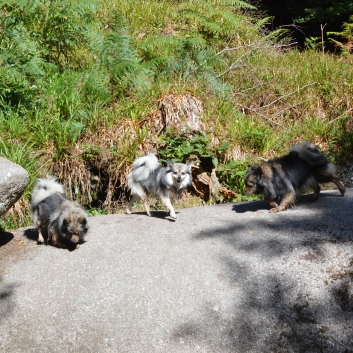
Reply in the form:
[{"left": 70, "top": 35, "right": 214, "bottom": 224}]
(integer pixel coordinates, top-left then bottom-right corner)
[{"left": 0, "top": 157, "right": 29, "bottom": 216}]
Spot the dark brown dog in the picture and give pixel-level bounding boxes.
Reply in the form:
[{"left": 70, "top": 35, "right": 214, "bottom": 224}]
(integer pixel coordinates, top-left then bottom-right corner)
[{"left": 244, "top": 142, "right": 345, "bottom": 213}]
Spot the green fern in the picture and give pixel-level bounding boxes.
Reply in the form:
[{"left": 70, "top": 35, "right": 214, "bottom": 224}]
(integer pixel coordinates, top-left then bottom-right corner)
[
  {"left": 0, "top": 0, "right": 99, "bottom": 68},
  {"left": 327, "top": 15, "right": 353, "bottom": 55},
  {"left": 179, "top": 0, "right": 255, "bottom": 39},
  {"left": 214, "top": 0, "right": 256, "bottom": 9},
  {"left": 99, "top": 14, "right": 151, "bottom": 95}
]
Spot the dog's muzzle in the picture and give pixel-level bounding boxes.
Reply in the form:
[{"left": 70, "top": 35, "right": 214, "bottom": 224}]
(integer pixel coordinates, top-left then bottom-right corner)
[
  {"left": 244, "top": 187, "right": 253, "bottom": 195},
  {"left": 71, "top": 235, "right": 80, "bottom": 243}
]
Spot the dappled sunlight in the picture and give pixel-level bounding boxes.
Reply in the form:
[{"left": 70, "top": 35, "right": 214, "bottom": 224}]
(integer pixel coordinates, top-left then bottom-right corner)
[{"left": 173, "top": 191, "right": 353, "bottom": 351}]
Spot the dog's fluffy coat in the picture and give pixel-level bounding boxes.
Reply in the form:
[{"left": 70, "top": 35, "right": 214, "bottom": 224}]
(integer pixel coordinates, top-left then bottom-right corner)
[
  {"left": 31, "top": 177, "right": 88, "bottom": 248},
  {"left": 244, "top": 142, "right": 345, "bottom": 213},
  {"left": 126, "top": 153, "right": 192, "bottom": 218}
]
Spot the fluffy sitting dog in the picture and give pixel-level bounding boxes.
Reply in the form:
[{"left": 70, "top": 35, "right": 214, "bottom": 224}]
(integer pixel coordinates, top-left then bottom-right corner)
[
  {"left": 244, "top": 142, "right": 345, "bottom": 213},
  {"left": 31, "top": 177, "right": 88, "bottom": 248},
  {"left": 126, "top": 153, "right": 193, "bottom": 219}
]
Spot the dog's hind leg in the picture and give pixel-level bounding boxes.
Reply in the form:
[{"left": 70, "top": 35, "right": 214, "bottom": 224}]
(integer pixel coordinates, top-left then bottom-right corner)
[
  {"left": 270, "top": 192, "right": 296, "bottom": 213},
  {"left": 126, "top": 194, "right": 138, "bottom": 214},
  {"left": 331, "top": 178, "right": 346, "bottom": 196},
  {"left": 160, "top": 196, "right": 176, "bottom": 219}
]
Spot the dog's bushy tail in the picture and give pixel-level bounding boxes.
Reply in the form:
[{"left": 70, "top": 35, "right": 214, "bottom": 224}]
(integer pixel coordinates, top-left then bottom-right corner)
[
  {"left": 128, "top": 153, "right": 159, "bottom": 184},
  {"left": 290, "top": 141, "right": 330, "bottom": 167},
  {"left": 31, "top": 177, "right": 65, "bottom": 209},
  {"left": 290, "top": 141, "right": 345, "bottom": 196},
  {"left": 127, "top": 153, "right": 160, "bottom": 199}
]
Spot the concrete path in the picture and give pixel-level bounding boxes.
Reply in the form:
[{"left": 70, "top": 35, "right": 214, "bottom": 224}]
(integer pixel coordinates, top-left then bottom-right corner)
[{"left": 0, "top": 190, "right": 353, "bottom": 353}]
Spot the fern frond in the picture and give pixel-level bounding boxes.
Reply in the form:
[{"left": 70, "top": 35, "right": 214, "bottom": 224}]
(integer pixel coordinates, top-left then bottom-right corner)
[
  {"left": 141, "top": 35, "right": 179, "bottom": 52},
  {"left": 212, "top": 0, "right": 256, "bottom": 9},
  {"left": 99, "top": 14, "right": 151, "bottom": 94},
  {"left": 254, "top": 16, "right": 272, "bottom": 28}
]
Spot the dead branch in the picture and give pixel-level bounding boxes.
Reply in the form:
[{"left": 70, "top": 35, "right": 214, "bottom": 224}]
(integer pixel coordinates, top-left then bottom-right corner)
[
  {"left": 257, "top": 82, "right": 317, "bottom": 110},
  {"left": 329, "top": 108, "right": 353, "bottom": 124},
  {"left": 237, "top": 104, "right": 289, "bottom": 130}
]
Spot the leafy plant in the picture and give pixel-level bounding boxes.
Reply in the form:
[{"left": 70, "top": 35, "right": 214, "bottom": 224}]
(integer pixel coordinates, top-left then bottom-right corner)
[
  {"left": 86, "top": 207, "right": 108, "bottom": 216},
  {"left": 217, "top": 159, "right": 261, "bottom": 201},
  {"left": 158, "top": 130, "right": 229, "bottom": 165},
  {"left": 241, "top": 128, "right": 268, "bottom": 152}
]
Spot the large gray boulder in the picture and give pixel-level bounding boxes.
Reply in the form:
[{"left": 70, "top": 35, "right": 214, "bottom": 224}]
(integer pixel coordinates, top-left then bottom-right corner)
[{"left": 0, "top": 157, "right": 29, "bottom": 216}]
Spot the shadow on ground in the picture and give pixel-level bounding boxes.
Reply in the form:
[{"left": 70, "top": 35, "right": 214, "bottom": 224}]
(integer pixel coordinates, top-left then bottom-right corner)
[
  {"left": 0, "top": 276, "right": 17, "bottom": 325},
  {"left": 232, "top": 193, "right": 341, "bottom": 214},
  {"left": 172, "top": 193, "right": 353, "bottom": 352},
  {"left": 23, "top": 228, "right": 86, "bottom": 252},
  {"left": 0, "top": 231, "right": 14, "bottom": 247},
  {"left": 23, "top": 228, "right": 38, "bottom": 242}
]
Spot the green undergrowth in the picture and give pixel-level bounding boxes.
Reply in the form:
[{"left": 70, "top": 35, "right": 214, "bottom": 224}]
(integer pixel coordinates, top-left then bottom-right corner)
[{"left": 0, "top": 0, "right": 352, "bottom": 229}]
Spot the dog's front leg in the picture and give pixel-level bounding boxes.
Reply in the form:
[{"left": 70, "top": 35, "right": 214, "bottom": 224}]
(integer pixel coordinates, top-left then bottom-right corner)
[
  {"left": 269, "top": 192, "right": 295, "bottom": 213},
  {"left": 160, "top": 196, "right": 176, "bottom": 219},
  {"left": 49, "top": 227, "right": 65, "bottom": 248},
  {"left": 37, "top": 226, "right": 45, "bottom": 244},
  {"left": 265, "top": 199, "right": 278, "bottom": 208},
  {"left": 143, "top": 200, "right": 151, "bottom": 217}
]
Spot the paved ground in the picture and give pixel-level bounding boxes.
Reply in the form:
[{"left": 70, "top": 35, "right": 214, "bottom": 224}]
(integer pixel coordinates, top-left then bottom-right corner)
[{"left": 0, "top": 189, "right": 353, "bottom": 353}]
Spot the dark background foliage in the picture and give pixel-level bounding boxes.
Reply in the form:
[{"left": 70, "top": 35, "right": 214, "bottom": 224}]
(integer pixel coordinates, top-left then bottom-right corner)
[{"left": 259, "top": 0, "right": 353, "bottom": 48}]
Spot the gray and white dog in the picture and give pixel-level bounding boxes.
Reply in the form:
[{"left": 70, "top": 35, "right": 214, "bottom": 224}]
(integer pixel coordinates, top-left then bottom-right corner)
[
  {"left": 126, "top": 153, "right": 193, "bottom": 218},
  {"left": 31, "top": 177, "right": 88, "bottom": 248}
]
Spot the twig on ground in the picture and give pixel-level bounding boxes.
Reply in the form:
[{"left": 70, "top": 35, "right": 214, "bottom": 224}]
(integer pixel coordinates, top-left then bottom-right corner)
[
  {"left": 329, "top": 108, "right": 353, "bottom": 124},
  {"left": 237, "top": 104, "right": 289, "bottom": 130},
  {"left": 258, "top": 82, "right": 317, "bottom": 110},
  {"left": 273, "top": 100, "right": 310, "bottom": 117}
]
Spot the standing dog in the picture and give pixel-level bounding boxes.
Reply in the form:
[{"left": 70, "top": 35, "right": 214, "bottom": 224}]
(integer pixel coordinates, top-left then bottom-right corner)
[
  {"left": 244, "top": 142, "right": 345, "bottom": 213},
  {"left": 31, "top": 177, "right": 88, "bottom": 248},
  {"left": 126, "top": 153, "right": 193, "bottom": 218}
]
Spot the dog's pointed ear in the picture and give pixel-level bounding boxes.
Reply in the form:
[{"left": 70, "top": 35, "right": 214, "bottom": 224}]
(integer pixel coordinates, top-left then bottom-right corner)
[
  {"left": 167, "top": 159, "right": 174, "bottom": 168},
  {"left": 254, "top": 166, "right": 263, "bottom": 176},
  {"left": 246, "top": 164, "right": 258, "bottom": 174},
  {"left": 245, "top": 165, "right": 263, "bottom": 181},
  {"left": 80, "top": 217, "right": 88, "bottom": 231},
  {"left": 62, "top": 218, "right": 69, "bottom": 230},
  {"left": 250, "top": 165, "right": 263, "bottom": 175},
  {"left": 187, "top": 160, "right": 193, "bottom": 173}
]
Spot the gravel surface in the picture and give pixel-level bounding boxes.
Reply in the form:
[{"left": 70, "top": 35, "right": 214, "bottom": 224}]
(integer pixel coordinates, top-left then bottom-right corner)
[{"left": 0, "top": 189, "right": 352, "bottom": 353}]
